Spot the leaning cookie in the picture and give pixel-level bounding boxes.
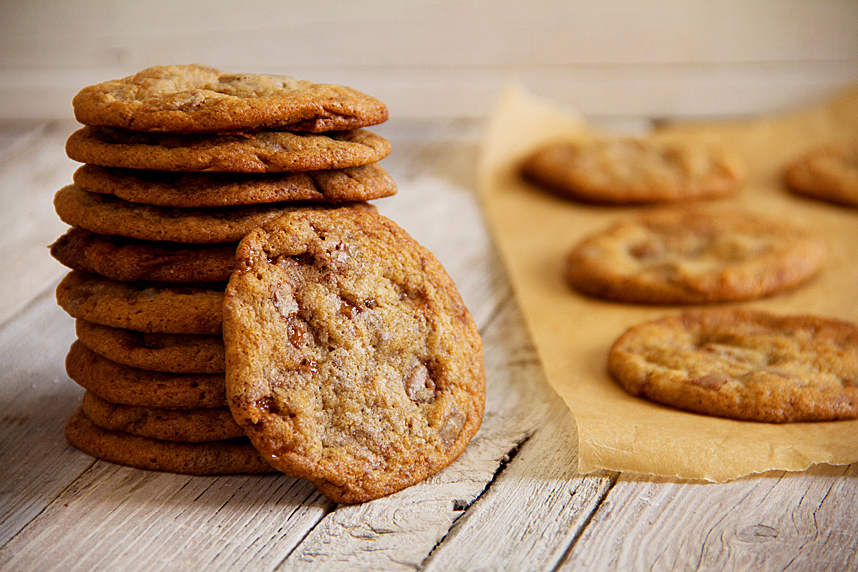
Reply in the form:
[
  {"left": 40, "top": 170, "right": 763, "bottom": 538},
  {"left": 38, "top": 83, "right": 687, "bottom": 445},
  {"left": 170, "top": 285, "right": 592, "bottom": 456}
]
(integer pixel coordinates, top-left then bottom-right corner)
[
  {"left": 66, "top": 126, "right": 392, "bottom": 173},
  {"left": 54, "top": 185, "right": 375, "bottom": 243},
  {"left": 224, "top": 209, "right": 485, "bottom": 503},
  {"left": 609, "top": 308, "right": 858, "bottom": 422},
  {"left": 521, "top": 137, "right": 744, "bottom": 204},
  {"left": 784, "top": 142, "right": 858, "bottom": 207},
  {"left": 566, "top": 208, "right": 826, "bottom": 304},
  {"left": 72, "top": 64, "right": 388, "bottom": 134},
  {"left": 65, "top": 408, "right": 275, "bottom": 474},
  {"left": 73, "top": 163, "right": 397, "bottom": 207}
]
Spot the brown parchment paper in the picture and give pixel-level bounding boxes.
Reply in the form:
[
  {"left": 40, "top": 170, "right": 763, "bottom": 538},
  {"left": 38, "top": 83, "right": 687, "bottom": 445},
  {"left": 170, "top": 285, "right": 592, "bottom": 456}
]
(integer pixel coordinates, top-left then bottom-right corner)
[{"left": 477, "top": 82, "right": 858, "bottom": 481}]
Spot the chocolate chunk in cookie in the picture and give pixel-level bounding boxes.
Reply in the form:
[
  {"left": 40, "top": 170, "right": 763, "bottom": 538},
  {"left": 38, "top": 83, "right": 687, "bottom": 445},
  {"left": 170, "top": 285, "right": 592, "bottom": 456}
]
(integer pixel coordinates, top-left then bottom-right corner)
[
  {"left": 72, "top": 64, "right": 388, "bottom": 134},
  {"left": 784, "top": 142, "right": 858, "bottom": 207},
  {"left": 566, "top": 208, "right": 826, "bottom": 304},
  {"left": 73, "top": 163, "right": 396, "bottom": 207},
  {"left": 521, "top": 137, "right": 744, "bottom": 204},
  {"left": 224, "top": 209, "right": 485, "bottom": 503},
  {"left": 65, "top": 126, "right": 392, "bottom": 173},
  {"left": 609, "top": 308, "right": 858, "bottom": 422}
]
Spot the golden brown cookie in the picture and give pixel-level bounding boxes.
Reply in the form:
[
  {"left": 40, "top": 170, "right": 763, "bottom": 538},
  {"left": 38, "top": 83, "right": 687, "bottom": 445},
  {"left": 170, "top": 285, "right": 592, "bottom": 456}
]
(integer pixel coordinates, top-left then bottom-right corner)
[
  {"left": 56, "top": 271, "right": 224, "bottom": 334},
  {"left": 521, "top": 137, "right": 745, "bottom": 204},
  {"left": 81, "top": 391, "right": 242, "bottom": 442},
  {"left": 73, "top": 163, "right": 397, "bottom": 207},
  {"left": 65, "top": 407, "right": 274, "bottom": 474},
  {"left": 566, "top": 208, "right": 826, "bottom": 304},
  {"left": 51, "top": 228, "right": 236, "bottom": 283},
  {"left": 72, "top": 64, "right": 388, "bottom": 134},
  {"left": 784, "top": 142, "right": 858, "bottom": 207},
  {"left": 54, "top": 185, "right": 374, "bottom": 243},
  {"left": 65, "top": 126, "right": 392, "bottom": 173},
  {"left": 75, "top": 319, "right": 225, "bottom": 374},
  {"left": 224, "top": 209, "right": 485, "bottom": 503},
  {"left": 609, "top": 308, "right": 858, "bottom": 422},
  {"left": 66, "top": 341, "right": 226, "bottom": 409}
]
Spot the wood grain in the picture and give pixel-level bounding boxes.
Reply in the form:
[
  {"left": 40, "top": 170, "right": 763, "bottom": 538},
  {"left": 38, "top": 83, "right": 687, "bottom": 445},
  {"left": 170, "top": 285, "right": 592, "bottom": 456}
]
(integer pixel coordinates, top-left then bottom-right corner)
[{"left": 559, "top": 465, "right": 858, "bottom": 571}]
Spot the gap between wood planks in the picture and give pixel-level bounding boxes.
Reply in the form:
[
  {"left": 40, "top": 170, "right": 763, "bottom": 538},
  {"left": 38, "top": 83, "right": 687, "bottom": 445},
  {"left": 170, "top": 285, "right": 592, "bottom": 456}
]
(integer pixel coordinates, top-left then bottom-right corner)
[
  {"left": 418, "top": 432, "right": 534, "bottom": 567},
  {"left": 552, "top": 472, "right": 620, "bottom": 572}
]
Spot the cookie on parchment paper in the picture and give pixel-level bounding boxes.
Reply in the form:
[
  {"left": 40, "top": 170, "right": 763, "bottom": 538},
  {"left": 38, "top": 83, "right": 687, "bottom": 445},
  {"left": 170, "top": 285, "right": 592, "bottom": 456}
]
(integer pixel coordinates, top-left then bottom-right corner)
[
  {"left": 609, "top": 308, "right": 858, "bottom": 422},
  {"left": 224, "top": 209, "right": 485, "bottom": 503},
  {"left": 72, "top": 64, "right": 388, "bottom": 134},
  {"left": 521, "top": 137, "right": 744, "bottom": 204},
  {"left": 784, "top": 142, "right": 858, "bottom": 207},
  {"left": 75, "top": 319, "right": 224, "bottom": 374},
  {"left": 73, "top": 163, "right": 396, "bottom": 207},
  {"left": 65, "top": 126, "right": 392, "bottom": 173},
  {"left": 565, "top": 208, "right": 826, "bottom": 305},
  {"left": 65, "top": 408, "right": 275, "bottom": 475}
]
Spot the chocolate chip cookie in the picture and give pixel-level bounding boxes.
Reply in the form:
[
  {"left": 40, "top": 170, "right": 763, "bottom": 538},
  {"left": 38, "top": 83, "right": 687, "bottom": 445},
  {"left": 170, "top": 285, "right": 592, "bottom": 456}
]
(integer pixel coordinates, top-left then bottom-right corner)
[
  {"left": 72, "top": 64, "right": 388, "bottom": 134},
  {"left": 73, "top": 163, "right": 396, "bottom": 207},
  {"left": 784, "top": 142, "right": 858, "bottom": 207},
  {"left": 566, "top": 208, "right": 826, "bottom": 304},
  {"left": 609, "top": 308, "right": 858, "bottom": 422},
  {"left": 51, "top": 228, "right": 236, "bottom": 282},
  {"left": 75, "top": 319, "right": 225, "bottom": 374},
  {"left": 81, "top": 391, "right": 242, "bottom": 442},
  {"left": 54, "top": 185, "right": 375, "bottom": 243},
  {"left": 521, "top": 137, "right": 745, "bottom": 204},
  {"left": 66, "top": 341, "right": 227, "bottom": 409},
  {"left": 224, "top": 209, "right": 485, "bottom": 503},
  {"left": 66, "top": 408, "right": 275, "bottom": 474},
  {"left": 56, "top": 271, "right": 224, "bottom": 334},
  {"left": 66, "top": 126, "right": 392, "bottom": 173}
]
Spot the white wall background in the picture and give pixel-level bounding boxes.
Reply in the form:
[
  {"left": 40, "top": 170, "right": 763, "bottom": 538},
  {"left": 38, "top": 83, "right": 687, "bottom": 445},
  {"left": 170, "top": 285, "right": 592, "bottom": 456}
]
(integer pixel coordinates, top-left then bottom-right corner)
[{"left": 2, "top": 0, "right": 857, "bottom": 121}]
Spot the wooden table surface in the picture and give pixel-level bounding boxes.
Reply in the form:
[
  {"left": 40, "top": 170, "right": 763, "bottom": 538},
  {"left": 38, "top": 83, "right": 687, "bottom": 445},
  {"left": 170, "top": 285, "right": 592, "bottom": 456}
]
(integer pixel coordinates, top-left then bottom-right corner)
[{"left": 0, "top": 118, "right": 856, "bottom": 572}]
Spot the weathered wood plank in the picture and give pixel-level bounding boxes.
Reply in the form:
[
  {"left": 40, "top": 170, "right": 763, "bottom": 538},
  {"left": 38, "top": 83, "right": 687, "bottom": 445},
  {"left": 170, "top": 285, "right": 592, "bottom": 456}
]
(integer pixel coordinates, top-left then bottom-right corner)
[
  {"left": 0, "top": 463, "right": 334, "bottom": 572},
  {"left": 0, "top": 289, "right": 88, "bottom": 546},
  {"left": 420, "top": 293, "right": 617, "bottom": 572},
  {"left": 558, "top": 464, "right": 858, "bottom": 571}
]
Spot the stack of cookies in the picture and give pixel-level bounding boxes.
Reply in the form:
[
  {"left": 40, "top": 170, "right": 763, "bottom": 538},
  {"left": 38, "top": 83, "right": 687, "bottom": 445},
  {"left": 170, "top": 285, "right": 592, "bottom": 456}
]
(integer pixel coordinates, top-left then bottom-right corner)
[{"left": 52, "top": 65, "right": 397, "bottom": 475}]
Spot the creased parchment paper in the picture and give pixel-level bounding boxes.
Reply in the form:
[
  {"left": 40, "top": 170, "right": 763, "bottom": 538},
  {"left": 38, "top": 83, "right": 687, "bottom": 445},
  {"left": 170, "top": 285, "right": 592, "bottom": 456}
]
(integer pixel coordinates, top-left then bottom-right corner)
[{"left": 476, "top": 82, "right": 858, "bottom": 481}]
